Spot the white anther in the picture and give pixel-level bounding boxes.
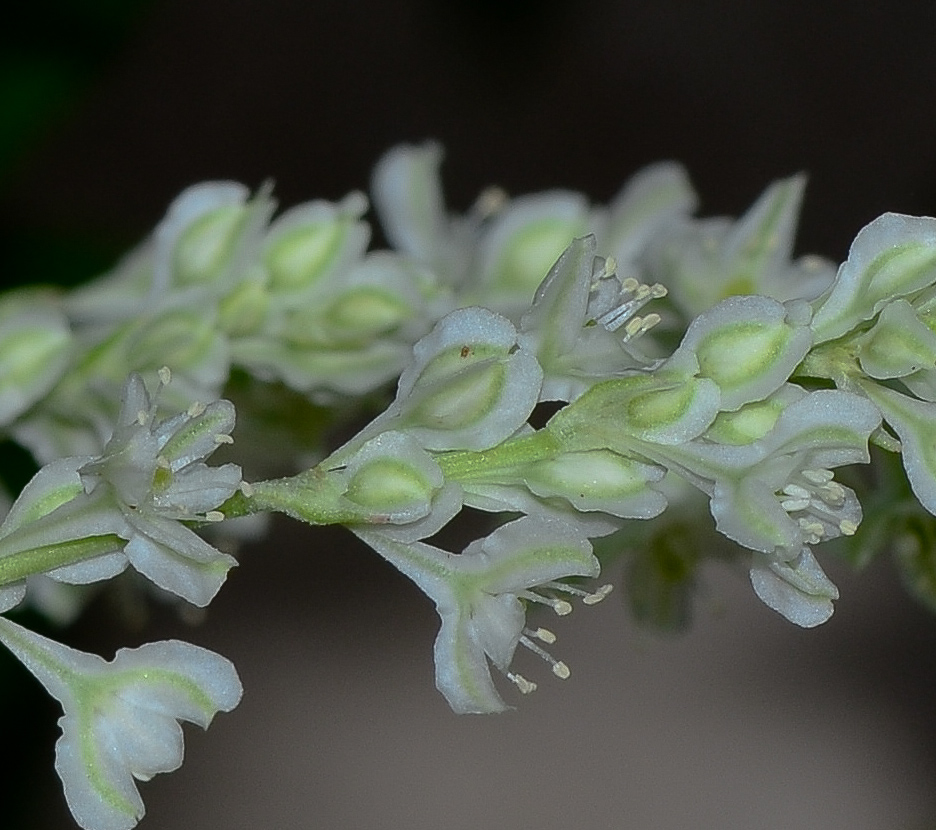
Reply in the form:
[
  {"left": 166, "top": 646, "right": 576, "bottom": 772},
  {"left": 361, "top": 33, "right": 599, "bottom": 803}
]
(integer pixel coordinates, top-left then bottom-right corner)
[
  {"left": 624, "top": 316, "right": 646, "bottom": 338},
  {"left": 158, "top": 366, "right": 172, "bottom": 386},
  {"left": 782, "top": 483, "right": 811, "bottom": 499},
  {"left": 604, "top": 256, "right": 617, "bottom": 276},
  {"left": 205, "top": 511, "right": 225, "bottom": 522},
  {"left": 819, "top": 482, "right": 846, "bottom": 506},
  {"left": 839, "top": 519, "right": 859, "bottom": 536},
  {"left": 583, "top": 584, "right": 614, "bottom": 605},
  {"left": 508, "top": 673, "right": 537, "bottom": 695},
  {"left": 650, "top": 283, "right": 668, "bottom": 299},
  {"left": 519, "top": 591, "right": 573, "bottom": 615},
  {"left": 640, "top": 312, "right": 662, "bottom": 332},
  {"left": 525, "top": 627, "right": 557, "bottom": 645},
  {"left": 136, "top": 410, "right": 148, "bottom": 426},
  {"left": 240, "top": 481, "right": 255, "bottom": 498},
  {"left": 801, "top": 468, "right": 834, "bottom": 484},
  {"left": 187, "top": 401, "right": 207, "bottom": 418},
  {"left": 214, "top": 433, "right": 234, "bottom": 444},
  {"left": 780, "top": 497, "right": 810, "bottom": 512},
  {"left": 473, "top": 186, "right": 508, "bottom": 218},
  {"left": 520, "top": 635, "right": 571, "bottom": 679},
  {"left": 552, "top": 661, "right": 571, "bottom": 680},
  {"left": 621, "top": 276, "right": 639, "bottom": 293}
]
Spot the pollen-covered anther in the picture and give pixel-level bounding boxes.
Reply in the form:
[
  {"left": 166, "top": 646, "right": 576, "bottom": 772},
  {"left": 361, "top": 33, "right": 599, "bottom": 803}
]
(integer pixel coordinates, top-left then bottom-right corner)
[
  {"left": 214, "top": 433, "right": 234, "bottom": 445},
  {"left": 801, "top": 468, "right": 834, "bottom": 485},
  {"left": 240, "top": 481, "right": 255, "bottom": 498},
  {"left": 158, "top": 365, "right": 172, "bottom": 386},
  {"left": 187, "top": 401, "right": 207, "bottom": 418},
  {"left": 472, "top": 186, "right": 508, "bottom": 219},
  {"left": 524, "top": 626, "right": 557, "bottom": 644},
  {"left": 519, "top": 590, "right": 573, "bottom": 616},
  {"left": 839, "top": 518, "right": 859, "bottom": 535},
  {"left": 816, "top": 481, "right": 846, "bottom": 508},
  {"left": 519, "top": 635, "right": 571, "bottom": 680},
  {"left": 507, "top": 672, "right": 538, "bottom": 695},
  {"left": 582, "top": 583, "right": 614, "bottom": 605},
  {"left": 205, "top": 511, "right": 225, "bottom": 522}
]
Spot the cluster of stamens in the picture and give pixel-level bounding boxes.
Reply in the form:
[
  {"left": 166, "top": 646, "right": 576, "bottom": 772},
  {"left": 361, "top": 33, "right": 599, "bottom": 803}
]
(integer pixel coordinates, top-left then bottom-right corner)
[
  {"left": 506, "top": 581, "right": 614, "bottom": 695},
  {"left": 778, "top": 468, "right": 857, "bottom": 544},
  {"left": 591, "top": 258, "right": 667, "bottom": 341}
]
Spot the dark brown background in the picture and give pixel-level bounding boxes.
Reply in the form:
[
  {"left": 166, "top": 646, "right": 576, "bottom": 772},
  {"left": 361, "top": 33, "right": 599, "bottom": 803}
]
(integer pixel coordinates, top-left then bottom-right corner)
[{"left": 4, "top": 1, "right": 936, "bottom": 827}]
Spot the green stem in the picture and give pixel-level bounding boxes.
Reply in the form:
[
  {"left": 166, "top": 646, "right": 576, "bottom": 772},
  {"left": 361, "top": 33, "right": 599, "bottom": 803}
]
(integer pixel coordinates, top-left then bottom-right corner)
[
  {"left": 0, "top": 534, "right": 125, "bottom": 588},
  {"left": 437, "top": 430, "right": 562, "bottom": 482}
]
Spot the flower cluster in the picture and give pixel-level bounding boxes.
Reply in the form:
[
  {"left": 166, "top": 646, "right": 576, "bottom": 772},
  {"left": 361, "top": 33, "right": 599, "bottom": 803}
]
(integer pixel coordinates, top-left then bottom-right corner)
[{"left": 5, "top": 144, "right": 936, "bottom": 830}]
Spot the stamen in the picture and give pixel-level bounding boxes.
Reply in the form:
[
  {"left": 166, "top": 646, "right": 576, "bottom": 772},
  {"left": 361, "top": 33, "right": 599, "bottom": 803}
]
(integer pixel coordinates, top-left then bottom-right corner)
[
  {"left": 473, "top": 186, "right": 508, "bottom": 219},
  {"left": 524, "top": 626, "right": 557, "bottom": 644},
  {"left": 801, "top": 468, "right": 834, "bottom": 484},
  {"left": 596, "top": 276, "right": 666, "bottom": 336},
  {"left": 519, "top": 590, "right": 573, "bottom": 616},
  {"left": 782, "top": 483, "right": 811, "bottom": 499},
  {"left": 240, "top": 481, "right": 255, "bottom": 498},
  {"left": 187, "top": 401, "right": 207, "bottom": 418},
  {"left": 519, "top": 635, "right": 571, "bottom": 680},
  {"left": 583, "top": 583, "right": 614, "bottom": 605},
  {"left": 214, "top": 433, "right": 234, "bottom": 444},
  {"left": 781, "top": 497, "right": 810, "bottom": 512},
  {"left": 839, "top": 519, "right": 859, "bottom": 535},
  {"left": 507, "top": 672, "right": 537, "bottom": 694},
  {"left": 205, "top": 511, "right": 225, "bottom": 522},
  {"left": 158, "top": 366, "right": 172, "bottom": 386}
]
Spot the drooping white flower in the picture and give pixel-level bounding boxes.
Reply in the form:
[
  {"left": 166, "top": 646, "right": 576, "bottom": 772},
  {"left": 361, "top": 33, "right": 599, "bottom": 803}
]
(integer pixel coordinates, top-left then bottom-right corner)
[
  {"left": 654, "top": 389, "right": 881, "bottom": 557},
  {"left": 357, "top": 515, "right": 608, "bottom": 714},
  {"left": 0, "top": 615, "right": 241, "bottom": 830}
]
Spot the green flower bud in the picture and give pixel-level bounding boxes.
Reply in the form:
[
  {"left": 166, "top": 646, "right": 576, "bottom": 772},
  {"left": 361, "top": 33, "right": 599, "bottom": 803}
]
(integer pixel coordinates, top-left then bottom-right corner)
[
  {"left": 262, "top": 192, "right": 369, "bottom": 292},
  {"left": 857, "top": 299, "right": 936, "bottom": 379},
  {"left": 0, "top": 291, "right": 71, "bottom": 426}
]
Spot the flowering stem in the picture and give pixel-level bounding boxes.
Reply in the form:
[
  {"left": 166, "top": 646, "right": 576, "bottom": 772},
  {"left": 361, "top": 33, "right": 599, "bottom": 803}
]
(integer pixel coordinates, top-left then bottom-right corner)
[
  {"left": 0, "top": 535, "right": 125, "bottom": 588},
  {"left": 437, "top": 429, "right": 563, "bottom": 482}
]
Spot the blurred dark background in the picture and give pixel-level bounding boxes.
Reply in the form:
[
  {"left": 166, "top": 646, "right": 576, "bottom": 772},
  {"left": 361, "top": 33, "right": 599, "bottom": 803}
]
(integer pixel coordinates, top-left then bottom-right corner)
[{"left": 4, "top": 1, "right": 936, "bottom": 828}]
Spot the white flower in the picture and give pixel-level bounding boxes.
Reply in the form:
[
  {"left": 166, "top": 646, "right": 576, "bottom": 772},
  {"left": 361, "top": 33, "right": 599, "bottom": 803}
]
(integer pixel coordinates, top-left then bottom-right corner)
[
  {"left": 357, "top": 515, "right": 609, "bottom": 714},
  {"left": 644, "top": 173, "right": 835, "bottom": 318},
  {"left": 79, "top": 372, "right": 242, "bottom": 606},
  {"left": 0, "top": 615, "right": 241, "bottom": 830},
  {"left": 656, "top": 389, "right": 880, "bottom": 557},
  {"left": 518, "top": 235, "right": 666, "bottom": 402}
]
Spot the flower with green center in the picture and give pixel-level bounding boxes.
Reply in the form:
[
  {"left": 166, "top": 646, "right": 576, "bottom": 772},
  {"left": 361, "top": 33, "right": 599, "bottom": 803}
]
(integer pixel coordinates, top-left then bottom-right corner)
[
  {"left": 356, "top": 515, "right": 608, "bottom": 714},
  {"left": 0, "top": 615, "right": 241, "bottom": 830},
  {"left": 343, "top": 306, "right": 543, "bottom": 454}
]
